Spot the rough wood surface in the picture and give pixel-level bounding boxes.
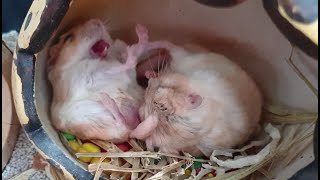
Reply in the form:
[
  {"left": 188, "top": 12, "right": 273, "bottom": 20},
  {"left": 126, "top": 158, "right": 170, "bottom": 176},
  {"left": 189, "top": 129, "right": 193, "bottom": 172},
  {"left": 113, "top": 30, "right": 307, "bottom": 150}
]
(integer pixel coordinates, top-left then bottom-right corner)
[{"left": 2, "top": 43, "right": 20, "bottom": 170}]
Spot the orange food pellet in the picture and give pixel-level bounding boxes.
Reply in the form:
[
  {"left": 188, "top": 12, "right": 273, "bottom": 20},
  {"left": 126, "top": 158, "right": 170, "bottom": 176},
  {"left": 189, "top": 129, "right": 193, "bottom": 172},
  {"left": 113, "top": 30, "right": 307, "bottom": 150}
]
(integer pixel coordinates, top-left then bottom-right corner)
[{"left": 206, "top": 173, "right": 214, "bottom": 177}]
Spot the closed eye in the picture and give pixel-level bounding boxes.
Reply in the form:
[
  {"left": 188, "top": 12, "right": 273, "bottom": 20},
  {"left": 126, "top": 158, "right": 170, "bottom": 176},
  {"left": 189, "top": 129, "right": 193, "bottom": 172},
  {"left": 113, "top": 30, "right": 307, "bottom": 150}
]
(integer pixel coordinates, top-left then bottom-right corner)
[{"left": 63, "top": 33, "right": 73, "bottom": 43}]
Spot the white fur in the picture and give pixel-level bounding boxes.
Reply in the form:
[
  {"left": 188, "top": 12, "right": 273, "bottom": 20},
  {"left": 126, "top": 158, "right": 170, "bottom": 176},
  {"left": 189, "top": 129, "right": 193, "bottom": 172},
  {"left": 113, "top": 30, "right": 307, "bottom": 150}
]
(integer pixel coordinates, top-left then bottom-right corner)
[{"left": 48, "top": 19, "right": 144, "bottom": 142}]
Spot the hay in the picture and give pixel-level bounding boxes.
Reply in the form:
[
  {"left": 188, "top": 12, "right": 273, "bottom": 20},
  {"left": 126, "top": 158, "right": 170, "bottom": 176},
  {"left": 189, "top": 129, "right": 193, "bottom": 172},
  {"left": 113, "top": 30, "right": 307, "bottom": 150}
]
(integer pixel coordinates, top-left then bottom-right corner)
[
  {"left": 59, "top": 106, "right": 316, "bottom": 180},
  {"left": 59, "top": 46, "right": 317, "bottom": 180}
]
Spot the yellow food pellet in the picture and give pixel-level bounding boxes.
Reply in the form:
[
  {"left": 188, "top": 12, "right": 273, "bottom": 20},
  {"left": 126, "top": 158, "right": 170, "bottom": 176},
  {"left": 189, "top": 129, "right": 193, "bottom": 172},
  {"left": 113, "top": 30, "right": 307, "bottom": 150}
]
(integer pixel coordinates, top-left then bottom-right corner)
[
  {"left": 90, "top": 157, "right": 101, "bottom": 164},
  {"left": 90, "top": 157, "right": 111, "bottom": 164},
  {"left": 185, "top": 169, "right": 191, "bottom": 176},
  {"left": 206, "top": 173, "right": 214, "bottom": 177},
  {"left": 103, "top": 158, "right": 111, "bottom": 163},
  {"left": 104, "top": 171, "right": 112, "bottom": 176},
  {"left": 68, "top": 140, "right": 81, "bottom": 151},
  {"left": 82, "top": 142, "right": 101, "bottom": 153},
  {"left": 77, "top": 147, "right": 92, "bottom": 162}
]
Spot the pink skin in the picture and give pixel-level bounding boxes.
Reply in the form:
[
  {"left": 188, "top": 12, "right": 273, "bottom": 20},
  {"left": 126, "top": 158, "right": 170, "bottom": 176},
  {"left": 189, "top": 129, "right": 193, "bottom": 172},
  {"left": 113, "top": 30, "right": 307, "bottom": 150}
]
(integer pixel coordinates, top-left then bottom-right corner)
[
  {"left": 100, "top": 93, "right": 140, "bottom": 130},
  {"left": 101, "top": 24, "right": 150, "bottom": 75},
  {"left": 100, "top": 93, "right": 127, "bottom": 125},
  {"left": 90, "top": 39, "right": 110, "bottom": 59},
  {"left": 145, "top": 70, "right": 157, "bottom": 79},
  {"left": 100, "top": 24, "right": 176, "bottom": 125},
  {"left": 129, "top": 115, "right": 158, "bottom": 139},
  {"left": 98, "top": 25, "right": 148, "bottom": 127}
]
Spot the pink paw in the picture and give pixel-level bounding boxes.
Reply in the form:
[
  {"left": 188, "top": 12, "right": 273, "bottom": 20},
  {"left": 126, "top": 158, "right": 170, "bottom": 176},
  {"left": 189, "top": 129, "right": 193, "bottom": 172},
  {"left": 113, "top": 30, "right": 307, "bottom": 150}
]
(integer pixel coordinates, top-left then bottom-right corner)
[
  {"left": 135, "top": 24, "right": 149, "bottom": 43},
  {"left": 125, "top": 44, "right": 145, "bottom": 67}
]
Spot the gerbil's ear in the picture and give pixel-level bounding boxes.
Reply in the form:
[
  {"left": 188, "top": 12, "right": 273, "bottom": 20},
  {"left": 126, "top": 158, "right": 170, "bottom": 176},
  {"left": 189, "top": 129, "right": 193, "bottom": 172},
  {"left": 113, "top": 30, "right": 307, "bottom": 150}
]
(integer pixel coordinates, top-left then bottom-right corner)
[
  {"left": 48, "top": 44, "right": 60, "bottom": 62},
  {"left": 186, "top": 94, "right": 202, "bottom": 109},
  {"left": 47, "top": 47, "right": 59, "bottom": 72},
  {"left": 145, "top": 70, "right": 157, "bottom": 79}
]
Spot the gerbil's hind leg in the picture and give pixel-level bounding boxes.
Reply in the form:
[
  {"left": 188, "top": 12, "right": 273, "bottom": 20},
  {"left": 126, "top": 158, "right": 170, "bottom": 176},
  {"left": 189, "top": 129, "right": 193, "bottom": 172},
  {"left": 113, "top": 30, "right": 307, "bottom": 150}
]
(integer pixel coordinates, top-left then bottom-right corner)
[
  {"left": 136, "top": 24, "right": 181, "bottom": 52},
  {"left": 100, "top": 93, "right": 126, "bottom": 124},
  {"left": 105, "top": 24, "right": 149, "bottom": 74},
  {"left": 119, "top": 25, "right": 175, "bottom": 75}
]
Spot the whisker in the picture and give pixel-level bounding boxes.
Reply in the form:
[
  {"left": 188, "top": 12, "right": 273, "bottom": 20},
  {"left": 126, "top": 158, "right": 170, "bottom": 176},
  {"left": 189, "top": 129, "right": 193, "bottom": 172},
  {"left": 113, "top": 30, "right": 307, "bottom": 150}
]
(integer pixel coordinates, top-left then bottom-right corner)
[
  {"left": 147, "top": 56, "right": 156, "bottom": 77},
  {"left": 165, "top": 53, "right": 171, "bottom": 74},
  {"left": 102, "top": 18, "right": 111, "bottom": 25},
  {"left": 160, "top": 51, "right": 165, "bottom": 75},
  {"left": 157, "top": 50, "right": 160, "bottom": 76},
  {"left": 160, "top": 51, "right": 164, "bottom": 75},
  {"left": 102, "top": 18, "right": 120, "bottom": 32},
  {"left": 145, "top": 55, "right": 158, "bottom": 85},
  {"left": 160, "top": 52, "right": 169, "bottom": 76}
]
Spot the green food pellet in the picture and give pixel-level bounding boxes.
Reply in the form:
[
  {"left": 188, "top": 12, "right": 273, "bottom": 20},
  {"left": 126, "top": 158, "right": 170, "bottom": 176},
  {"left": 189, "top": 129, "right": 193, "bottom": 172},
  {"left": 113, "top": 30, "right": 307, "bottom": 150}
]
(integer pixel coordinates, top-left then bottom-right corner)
[
  {"left": 193, "top": 161, "right": 202, "bottom": 168},
  {"left": 63, "top": 132, "right": 75, "bottom": 140}
]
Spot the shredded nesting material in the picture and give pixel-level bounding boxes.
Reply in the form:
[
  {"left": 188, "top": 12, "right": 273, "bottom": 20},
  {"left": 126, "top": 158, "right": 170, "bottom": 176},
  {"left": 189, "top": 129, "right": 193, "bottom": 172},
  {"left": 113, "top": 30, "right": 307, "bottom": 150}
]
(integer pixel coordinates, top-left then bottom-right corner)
[{"left": 58, "top": 104, "right": 317, "bottom": 180}]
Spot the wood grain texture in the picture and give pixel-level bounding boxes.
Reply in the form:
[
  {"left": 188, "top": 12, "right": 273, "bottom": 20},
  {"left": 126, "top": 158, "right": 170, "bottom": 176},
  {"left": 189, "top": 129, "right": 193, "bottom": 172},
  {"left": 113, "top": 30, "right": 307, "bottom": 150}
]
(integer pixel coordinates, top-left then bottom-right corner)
[
  {"left": 2, "top": 43, "right": 20, "bottom": 170},
  {"left": 12, "top": 50, "right": 97, "bottom": 179}
]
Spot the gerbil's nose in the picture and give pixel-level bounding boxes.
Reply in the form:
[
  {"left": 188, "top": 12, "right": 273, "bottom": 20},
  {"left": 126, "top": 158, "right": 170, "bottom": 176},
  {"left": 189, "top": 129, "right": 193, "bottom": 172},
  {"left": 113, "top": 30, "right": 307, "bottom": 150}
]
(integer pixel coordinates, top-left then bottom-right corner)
[{"left": 87, "top": 19, "right": 104, "bottom": 28}]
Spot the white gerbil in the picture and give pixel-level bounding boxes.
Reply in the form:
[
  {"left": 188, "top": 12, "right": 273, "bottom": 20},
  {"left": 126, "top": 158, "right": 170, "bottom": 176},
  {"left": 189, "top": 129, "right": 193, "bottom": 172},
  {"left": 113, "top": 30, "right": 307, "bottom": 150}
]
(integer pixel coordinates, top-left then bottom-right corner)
[
  {"left": 129, "top": 25, "right": 263, "bottom": 156},
  {"left": 47, "top": 19, "right": 145, "bottom": 143}
]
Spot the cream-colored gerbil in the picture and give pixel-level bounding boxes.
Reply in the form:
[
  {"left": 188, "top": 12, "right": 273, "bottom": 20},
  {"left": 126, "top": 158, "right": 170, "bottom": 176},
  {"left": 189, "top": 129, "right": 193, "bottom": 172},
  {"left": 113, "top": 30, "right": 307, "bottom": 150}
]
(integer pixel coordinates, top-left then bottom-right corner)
[
  {"left": 47, "top": 19, "right": 145, "bottom": 143},
  {"left": 130, "top": 25, "right": 263, "bottom": 156}
]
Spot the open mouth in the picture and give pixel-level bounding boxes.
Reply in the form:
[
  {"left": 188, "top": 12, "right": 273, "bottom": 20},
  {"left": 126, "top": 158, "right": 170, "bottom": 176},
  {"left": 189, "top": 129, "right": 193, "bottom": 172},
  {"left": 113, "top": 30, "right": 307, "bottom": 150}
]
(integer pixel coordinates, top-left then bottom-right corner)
[{"left": 90, "top": 39, "right": 110, "bottom": 58}]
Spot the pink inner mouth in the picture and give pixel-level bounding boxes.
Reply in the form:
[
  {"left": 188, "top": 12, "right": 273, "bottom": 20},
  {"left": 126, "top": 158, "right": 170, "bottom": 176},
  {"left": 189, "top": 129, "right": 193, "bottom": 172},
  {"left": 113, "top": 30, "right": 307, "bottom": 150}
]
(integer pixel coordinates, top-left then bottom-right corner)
[{"left": 90, "top": 39, "right": 109, "bottom": 58}]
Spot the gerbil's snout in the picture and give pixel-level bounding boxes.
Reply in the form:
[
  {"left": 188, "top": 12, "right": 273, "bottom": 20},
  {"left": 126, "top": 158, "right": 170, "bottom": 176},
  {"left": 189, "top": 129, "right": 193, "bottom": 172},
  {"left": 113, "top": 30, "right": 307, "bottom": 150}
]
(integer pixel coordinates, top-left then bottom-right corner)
[
  {"left": 76, "top": 19, "right": 107, "bottom": 42},
  {"left": 87, "top": 19, "right": 104, "bottom": 27},
  {"left": 66, "top": 19, "right": 112, "bottom": 59},
  {"left": 83, "top": 19, "right": 106, "bottom": 34},
  {"left": 152, "top": 88, "right": 174, "bottom": 114}
]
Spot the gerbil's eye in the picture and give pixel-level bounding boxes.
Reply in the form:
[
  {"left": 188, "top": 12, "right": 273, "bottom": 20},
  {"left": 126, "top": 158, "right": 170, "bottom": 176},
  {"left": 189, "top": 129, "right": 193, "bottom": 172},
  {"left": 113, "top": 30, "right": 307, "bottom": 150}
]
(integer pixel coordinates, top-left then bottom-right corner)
[{"left": 63, "top": 33, "right": 73, "bottom": 43}]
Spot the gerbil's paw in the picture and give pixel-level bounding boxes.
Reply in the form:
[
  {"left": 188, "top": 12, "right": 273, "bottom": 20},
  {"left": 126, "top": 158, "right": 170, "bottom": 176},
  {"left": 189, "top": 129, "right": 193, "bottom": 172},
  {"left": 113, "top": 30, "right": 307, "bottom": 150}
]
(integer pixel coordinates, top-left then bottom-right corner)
[
  {"left": 135, "top": 24, "right": 149, "bottom": 43},
  {"left": 125, "top": 44, "right": 144, "bottom": 67}
]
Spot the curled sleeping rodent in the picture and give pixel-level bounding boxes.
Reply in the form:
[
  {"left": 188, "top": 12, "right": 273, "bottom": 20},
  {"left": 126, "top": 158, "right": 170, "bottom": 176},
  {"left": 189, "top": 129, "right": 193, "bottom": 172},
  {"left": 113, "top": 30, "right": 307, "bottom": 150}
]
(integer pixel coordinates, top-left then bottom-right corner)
[
  {"left": 130, "top": 25, "right": 263, "bottom": 157},
  {"left": 47, "top": 19, "right": 146, "bottom": 143}
]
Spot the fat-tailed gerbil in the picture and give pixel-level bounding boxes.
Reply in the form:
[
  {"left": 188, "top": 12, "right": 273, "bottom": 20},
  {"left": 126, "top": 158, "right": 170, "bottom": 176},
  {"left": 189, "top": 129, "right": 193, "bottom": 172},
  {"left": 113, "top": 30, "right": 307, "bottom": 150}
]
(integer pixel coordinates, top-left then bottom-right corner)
[
  {"left": 129, "top": 25, "right": 263, "bottom": 156},
  {"left": 47, "top": 19, "right": 145, "bottom": 143}
]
